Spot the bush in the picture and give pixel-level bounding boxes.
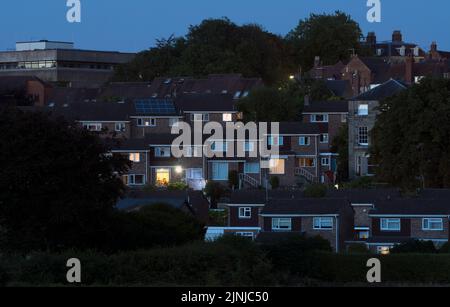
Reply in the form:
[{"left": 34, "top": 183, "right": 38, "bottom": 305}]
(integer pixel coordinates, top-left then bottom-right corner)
[
  {"left": 440, "top": 242, "right": 450, "bottom": 253},
  {"left": 204, "top": 181, "right": 225, "bottom": 206},
  {"left": 167, "top": 182, "right": 188, "bottom": 191},
  {"left": 303, "top": 184, "right": 328, "bottom": 198},
  {"left": 0, "top": 238, "right": 275, "bottom": 286},
  {"left": 391, "top": 240, "right": 437, "bottom": 254},
  {"left": 347, "top": 244, "right": 370, "bottom": 254},
  {"left": 270, "top": 176, "right": 280, "bottom": 190}
]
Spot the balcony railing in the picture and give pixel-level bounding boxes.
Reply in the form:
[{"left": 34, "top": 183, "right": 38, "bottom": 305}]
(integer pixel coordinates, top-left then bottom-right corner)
[{"left": 294, "top": 167, "right": 318, "bottom": 183}]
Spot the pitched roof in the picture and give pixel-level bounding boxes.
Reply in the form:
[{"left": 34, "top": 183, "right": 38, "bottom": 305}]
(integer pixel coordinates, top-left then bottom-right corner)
[
  {"left": 326, "top": 188, "right": 402, "bottom": 204},
  {"left": 175, "top": 93, "right": 236, "bottom": 112},
  {"left": 325, "top": 80, "right": 353, "bottom": 98},
  {"left": 278, "top": 122, "right": 325, "bottom": 135},
  {"left": 261, "top": 198, "right": 350, "bottom": 215},
  {"left": 303, "top": 100, "right": 348, "bottom": 114},
  {"left": 49, "top": 101, "right": 134, "bottom": 122},
  {"left": 370, "top": 199, "right": 450, "bottom": 216},
  {"left": 352, "top": 79, "right": 407, "bottom": 101}
]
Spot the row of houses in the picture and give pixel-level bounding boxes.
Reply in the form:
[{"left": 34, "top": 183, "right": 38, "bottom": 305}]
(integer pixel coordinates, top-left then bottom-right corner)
[{"left": 212, "top": 189, "right": 450, "bottom": 254}]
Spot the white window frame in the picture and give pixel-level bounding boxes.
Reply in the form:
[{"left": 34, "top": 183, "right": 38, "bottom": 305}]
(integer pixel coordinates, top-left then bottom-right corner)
[
  {"left": 358, "top": 127, "right": 369, "bottom": 146},
  {"left": 272, "top": 218, "right": 292, "bottom": 232},
  {"left": 129, "top": 153, "right": 141, "bottom": 163},
  {"left": 83, "top": 123, "right": 102, "bottom": 131},
  {"left": 137, "top": 118, "right": 156, "bottom": 127},
  {"left": 211, "top": 162, "right": 229, "bottom": 181},
  {"left": 155, "top": 147, "right": 171, "bottom": 158},
  {"left": 124, "top": 174, "right": 146, "bottom": 186},
  {"left": 222, "top": 113, "right": 233, "bottom": 122},
  {"left": 321, "top": 157, "right": 330, "bottom": 167},
  {"left": 269, "top": 159, "right": 285, "bottom": 175},
  {"left": 320, "top": 134, "right": 329, "bottom": 144},
  {"left": 299, "top": 136, "right": 310, "bottom": 146},
  {"left": 380, "top": 218, "right": 401, "bottom": 232},
  {"left": 191, "top": 113, "right": 210, "bottom": 122},
  {"left": 268, "top": 136, "right": 284, "bottom": 146},
  {"left": 358, "top": 104, "right": 369, "bottom": 116},
  {"left": 238, "top": 207, "right": 252, "bottom": 219},
  {"left": 313, "top": 217, "right": 334, "bottom": 230},
  {"left": 311, "top": 114, "right": 329, "bottom": 123},
  {"left": 422, "top": 218, "right": 444, "bottom": 231},
  {"left": 115, "top": 122, "right": 126, "bottom": 132}
]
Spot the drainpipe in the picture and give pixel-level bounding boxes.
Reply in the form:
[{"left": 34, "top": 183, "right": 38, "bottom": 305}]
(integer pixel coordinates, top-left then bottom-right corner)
[{"left": 336, "top": 215, "right": 340, "bottom": 253}]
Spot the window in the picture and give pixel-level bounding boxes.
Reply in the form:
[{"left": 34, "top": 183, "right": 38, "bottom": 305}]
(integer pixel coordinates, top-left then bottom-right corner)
[
  {"left": 358, "top": 127, "right": 369, "bottom": 145},
  {"left": 123, "top": 174, "right": 145, "bottom": 186},
  {"left": 268, "top": 136, "right": 284, "bottom": 146},
  {"left": 191, "top": 114, "right": 209, "bottom": 122},
  {"left": 381, "top": 218, "right": 401, "bottom": 231},
  {"left": 341, "top": 114, "right": 348, "bottom": 123},
  {"left": 186, "top": 168, "right": 203, "bottom": 180},
  {"left": 358, "top": 231, "right": 370, "bottom": 240},
  {"left": 239, "top": 207, "right": 252, "bottom": 219},
  {"left": 298, "top": 158, "right": 316, "bottom": 167},
  {"left": 272, "top": 218, "right": 292, "bottom": 231},
  {"left": 320, "top": 134, "right": 329, "bottom": 144},
  {"left": 155, "top": 147, "right": 171, "bottom": 158},
  {"left": 299, "top": 137, "right": 311, "bottom": 146},
  {"left": 83, "top": 123, "right": 102, "bottom": 131},
  {"left": 129, "top": 153, "right": 141, "bottom": 163},
  {"left": 137, "top": 118, "right": 156, "bottom": 127},
  {"left": 269, "top": 159, "right": 285, "bottom": 175},
  {"left": 236, "top": 232, "right": 254, "bottom": 239},
  {"left": 423, "top": 218, "right": 444, "bottom": 231},
  {"left": 377, "top": 246, "right": 391, "bottom": 255},
  {"left": 358, "top": 104, "right": 369, "bottom": 116},
  {"left": 321, "top": 157, "right": 330, "bottom": 166},
  {"left": 211, "top": 162, "right": 229, "bottom": 181},
  {"left": 311, "top": 114, "right": 329, "bottom": 123},
  {"left": 115, "top": 122, "right": 126, "bottom": 132},
  {"left": 444, "top": 73, "right": 450, "bottom": 79},
  {"left": 313, "top": 217, "right": 334, "bottom": 230},
  {"left": 223, "top": 113, "right": 233, "bottom": 122},
  {"left": 234, "top": 91, "right": 242, "bottom": 99},
  {"left": 244, "top": 162, "right": 260, "bottom": 174}
]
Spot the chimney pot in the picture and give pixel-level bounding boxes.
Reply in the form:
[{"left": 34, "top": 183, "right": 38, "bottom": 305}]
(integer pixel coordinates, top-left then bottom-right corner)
[{"left": 392, "top": 30, "right": 403, "bottom": 43}]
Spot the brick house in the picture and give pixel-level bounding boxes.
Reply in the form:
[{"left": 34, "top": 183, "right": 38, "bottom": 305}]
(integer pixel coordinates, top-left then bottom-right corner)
[
  {"left": 260, "top": 198, "right": 354, "bottom": 252},
  {"left": 348, "top": 79, "right": 407, "bottom": 179}
]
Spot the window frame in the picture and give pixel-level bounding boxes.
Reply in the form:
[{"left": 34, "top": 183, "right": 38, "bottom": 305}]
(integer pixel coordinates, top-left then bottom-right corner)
[
  {"left": 137, "top": 118, "right": 156, "bottom": 127},
  {"left": 320, "top": 134, "right": 329, "bottom": 144},
  {"left": 238, "top": 207, "right": 252, "bottom": 219},
  {"left": 311, "top": 114, "right": 329, "bottom": 123},
  {"left": 358, "top": 127, "right": 369, "bottom": 146},
  {"left": 129, "top": 153, "right": 141, "bottom": 163},
  {"left": 422, "top": 218, "right": 444, "bottom": 231},
  {"left": 380, "top": 218, "right": 401, "bottom": 232},
  {"left": 222, "top": 113, "right": 233, "bottom": 122},
  {"left": 299, "top": 136, "right": 311, "bottom": 146},
  {"left": 313, "top": 217, "right": 334, "bottom": 230},
  {"left": 244, "top": 162, "right": 260, "bottom": 174},
  {"left": 115, "top": 122, "right": 126, "bottom": 132},
  {"left": 272, "top": 218, "right": 292, "bottom": 232},
  {"left": 155, "top": 147, "right": 171, "bottom": 158},
  {"left": 358, "top": 104, "right": 369, "bottom": 116}
]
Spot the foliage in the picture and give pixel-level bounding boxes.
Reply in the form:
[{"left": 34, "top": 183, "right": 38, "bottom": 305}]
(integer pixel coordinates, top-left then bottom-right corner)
[
  {"left": 391, "top": 240, "right": 438, "bottom": 254},
  {"left": 347, "top": 244, "right": 370, "bottom": 254},
  {"left": 114, "top": 18, "right": 293, "bottom": 85},
  {"left": 204, "top": 181, "right": 226, "bottom": 206},
  {"left": 286, "top": 11, "right": 363, "bottom": 71},
  {"left": 0, "top": 108, "right": 130, "bottom": 252},
  {"left": 303, "top": 184, "right": 328, "bottom": 198},
  {"left": 269, "top": 176, "right": 280, "bottom": 190},
  {"left": 167, "top": 182, "right": 188, "bottom": 191},
  {"left": 331, "top": 124, "right": 349, "bottom": 183},
  {"left": 209, "top": 210, "right": 228, "bottom": 227},
  {"left": 372, "top": 78, "right": 450, "bottom": 190},
  {"left": 103, "top": 204, "right": 205, "bottom": 251},
  {"left": 343, "top": 176, "right": 376, "bottom": 189}
]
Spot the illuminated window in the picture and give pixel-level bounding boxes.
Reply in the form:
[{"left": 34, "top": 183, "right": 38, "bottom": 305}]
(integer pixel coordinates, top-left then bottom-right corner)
[
  {"left": 358, "top": 104, "right": 369, "bottom": 116},
  {"left": 269, "top": 159, "right": 285, "bottom": 175},
  {"left": 223, "top": 113, "right": 233, "bottom": 122},
  {"left": 129, "top": 153, "right": 141, "bottom": 163},
  {"left": 298, "top": 158, "right": 316, "bottom": 167},
  {"left": 377, "top": 246, "right": 391, "bottom": 255}
]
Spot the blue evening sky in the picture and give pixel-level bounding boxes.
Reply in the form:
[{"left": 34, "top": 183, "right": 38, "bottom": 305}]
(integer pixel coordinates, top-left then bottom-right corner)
[{"left": 0, "top": 0, "right": 447, "bottom": 53}]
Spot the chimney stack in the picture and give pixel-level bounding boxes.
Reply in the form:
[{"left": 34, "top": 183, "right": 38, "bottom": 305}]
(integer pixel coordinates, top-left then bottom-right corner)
[
  {"left": 392, "top": 30, "right": 403, "bottom": 43},
  {"left": 366, "top": 32, "right": 377, "bottom": 46},
  {"left": 431, "top": 41, "right": 438, "bottom": 52},
  {"left": 405, "top": 56, "right": 414, "bottom": 85}
]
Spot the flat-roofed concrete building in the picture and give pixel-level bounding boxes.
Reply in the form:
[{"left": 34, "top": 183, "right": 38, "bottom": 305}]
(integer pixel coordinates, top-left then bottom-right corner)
[{"left": 0, "top": 40, "right": 135, "bottom": 88}]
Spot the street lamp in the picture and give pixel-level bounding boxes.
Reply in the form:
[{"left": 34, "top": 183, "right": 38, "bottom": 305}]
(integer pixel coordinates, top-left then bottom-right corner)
[{"left": 175, "top": 166, "right": 183, "bottom": 174}]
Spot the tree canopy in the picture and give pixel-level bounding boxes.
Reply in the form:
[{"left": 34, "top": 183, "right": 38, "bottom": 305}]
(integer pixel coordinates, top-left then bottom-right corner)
[
  {"left": 285, "top": 11, "right": 363, "bottom": 71},
  {"left": 0, "top": 108, "right": 130, "bottom": 252},
  {"left": 372, "top": 78, "right": 450, "bottom": 190},
  {"left": 114, "top": 18, "right": 294, "bottom": 85}
]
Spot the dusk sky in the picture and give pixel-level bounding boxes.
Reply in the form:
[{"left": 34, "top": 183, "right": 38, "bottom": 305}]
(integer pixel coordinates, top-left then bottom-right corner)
[{"left": 0, "top": 0, "right": 448, "bottom": 52}]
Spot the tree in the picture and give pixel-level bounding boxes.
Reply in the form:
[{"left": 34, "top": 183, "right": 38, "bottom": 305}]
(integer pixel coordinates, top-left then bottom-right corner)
[
  {"left": 391, "top": 240, "right": 437, "bottom": 254},
  {"left": 0, "top": 108, "right": 130, "bottom": 252},
  {"left": 114, "top": 18, "right": 294, "bottom": 84},
  {"left": 286, "top": 11, "right": 363, "bottom": 71},
  {"left": 372, "top": 78, "right": 450, "bottom": 190},
  {"left": 331, "top": 124, "right": 349, "bottom": 183}
]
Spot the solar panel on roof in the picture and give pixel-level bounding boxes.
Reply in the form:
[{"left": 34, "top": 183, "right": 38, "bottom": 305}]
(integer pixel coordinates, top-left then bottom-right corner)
[{"left": 134, "top": 99, "right": 176, "bottom": 115}]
